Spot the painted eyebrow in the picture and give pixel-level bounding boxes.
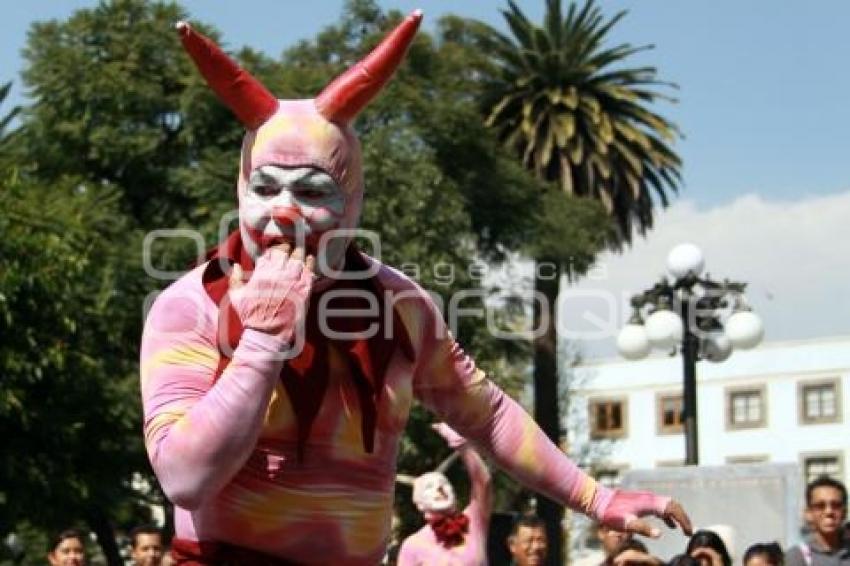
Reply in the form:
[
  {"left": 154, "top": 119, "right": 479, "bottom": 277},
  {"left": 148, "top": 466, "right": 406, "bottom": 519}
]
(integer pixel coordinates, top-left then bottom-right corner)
[
  {"left": 295, "top": 171, "right": 335, "bottom": 187},
  {"left": 250, "top": 168, "right": 335, "bottom": 187},
  {"left": 249, "top": 170, "right": 280, "bottom": 185}
]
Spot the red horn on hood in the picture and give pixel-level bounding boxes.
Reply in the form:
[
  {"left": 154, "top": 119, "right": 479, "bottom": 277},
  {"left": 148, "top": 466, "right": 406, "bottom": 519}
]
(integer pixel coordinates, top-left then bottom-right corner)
[
  {"left": 176, "top": 21, "right": 279, "bottom": 129},
  {"left": 315, "top": 10, "right": 423, "bottom": 124}
]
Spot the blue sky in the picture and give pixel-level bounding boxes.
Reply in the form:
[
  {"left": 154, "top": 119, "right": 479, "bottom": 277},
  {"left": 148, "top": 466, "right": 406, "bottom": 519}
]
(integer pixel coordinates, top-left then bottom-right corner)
[{"left": 3, "top": 1, "right": 850, "bottom": 209}]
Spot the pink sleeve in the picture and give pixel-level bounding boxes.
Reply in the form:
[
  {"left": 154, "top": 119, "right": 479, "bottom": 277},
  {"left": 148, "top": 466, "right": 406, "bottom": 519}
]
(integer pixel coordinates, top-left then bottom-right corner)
[
  {"left": 459, "top": 445, "right": 492, "bottom": 529},
  {"left": 140, "top": 277, "right": 286, "bottom": 510},
  {"left": 412, "top": 300, "right": 606, "bottom": 518}
]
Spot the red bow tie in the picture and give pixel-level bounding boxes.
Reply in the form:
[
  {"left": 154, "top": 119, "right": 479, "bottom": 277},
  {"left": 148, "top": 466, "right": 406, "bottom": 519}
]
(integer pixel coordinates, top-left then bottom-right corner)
[{"left": 429, "top": 513, "right": 469, "bottom": 548}]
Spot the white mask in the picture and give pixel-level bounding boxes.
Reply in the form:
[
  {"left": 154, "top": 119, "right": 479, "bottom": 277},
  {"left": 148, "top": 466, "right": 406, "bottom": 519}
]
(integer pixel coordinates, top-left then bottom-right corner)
[
  {"left": 240, "top": 165, "right": 349, "bottom": 277},
  {"left": 412, "top": 472, "right": 457, "bottom": 514}
]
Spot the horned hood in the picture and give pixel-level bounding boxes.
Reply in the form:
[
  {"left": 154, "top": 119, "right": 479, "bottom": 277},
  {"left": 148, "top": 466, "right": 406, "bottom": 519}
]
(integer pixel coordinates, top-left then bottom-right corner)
[{"left": 176, "top": 11, "right": 423, "bottom": 198}]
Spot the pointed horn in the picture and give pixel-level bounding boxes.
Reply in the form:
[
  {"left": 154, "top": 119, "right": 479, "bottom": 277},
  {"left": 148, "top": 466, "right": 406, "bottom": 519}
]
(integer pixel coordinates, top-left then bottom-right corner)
[
  {"left": 435, "top": 451, "right": 460, "bottom": 474},
  {"left": 396, "top": 473, "right": 416, "bottom": 486},
  {"left": 176, "top": 21, "right": 278, "bottom": 129},
  {"left": 315, "top": 9, "right": 423, "bottom": 124}
]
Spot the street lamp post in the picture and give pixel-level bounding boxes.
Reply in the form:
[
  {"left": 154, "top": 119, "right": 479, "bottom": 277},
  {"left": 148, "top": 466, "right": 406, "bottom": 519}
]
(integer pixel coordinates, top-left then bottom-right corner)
[
  {"left": 616, "top": 243, "right": 764, "bottom": 465},
  {"left": 681, "top": 296, "right": 699, "bottom": 464}
]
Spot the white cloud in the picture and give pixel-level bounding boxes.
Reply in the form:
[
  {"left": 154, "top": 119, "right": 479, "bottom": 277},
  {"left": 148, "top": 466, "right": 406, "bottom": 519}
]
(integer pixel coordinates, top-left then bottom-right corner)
[{"left": 561, "top": 190, "right": 850, "bottom": 359}]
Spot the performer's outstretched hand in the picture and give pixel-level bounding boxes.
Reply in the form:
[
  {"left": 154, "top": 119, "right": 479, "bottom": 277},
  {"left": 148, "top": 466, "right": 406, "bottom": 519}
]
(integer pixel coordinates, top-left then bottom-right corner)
[
  {"left": 431, "top": 423, "right": 467, "bottom": 450},
  {"left": 598, "top": 489, "right": 692, "bottom": 539},
  {"left": 229, "top": 243, "right": 314, "bottom": 342}
]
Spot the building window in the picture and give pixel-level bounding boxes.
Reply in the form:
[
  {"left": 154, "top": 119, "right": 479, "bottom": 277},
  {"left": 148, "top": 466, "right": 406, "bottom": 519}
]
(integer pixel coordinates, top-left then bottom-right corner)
[
  {"left": 589, "top": 398, "right": 627, "bottom": 439},
  {"left": 802, "top": 453, "right": 844, "bottom": 485},
  {"left": 799, "top": 379, "right": 842, "bottom": 425},
  {"left": 593, "top": 466, "right": 627, "bottom": 488},
  {"left": 726, "top": 386, "right": 767, "bottom": 429},
  {"left": 657, "top": 393, "right": 684, "bottom": 435}
]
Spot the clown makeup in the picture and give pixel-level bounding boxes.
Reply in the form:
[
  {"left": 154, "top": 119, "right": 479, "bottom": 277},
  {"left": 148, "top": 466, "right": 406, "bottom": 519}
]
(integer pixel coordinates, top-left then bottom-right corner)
[
  {"left": 413, "top": 472, "right": 457, "bottom": 515},
  {"left": 240, "top": 165, "right": 348, "bottom": 275}
]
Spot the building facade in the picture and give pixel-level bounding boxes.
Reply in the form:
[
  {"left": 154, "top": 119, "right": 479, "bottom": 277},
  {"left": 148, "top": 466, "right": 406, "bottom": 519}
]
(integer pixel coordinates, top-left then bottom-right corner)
[{"left": 570, "top": 335, "right": 850, "bottom": 487}]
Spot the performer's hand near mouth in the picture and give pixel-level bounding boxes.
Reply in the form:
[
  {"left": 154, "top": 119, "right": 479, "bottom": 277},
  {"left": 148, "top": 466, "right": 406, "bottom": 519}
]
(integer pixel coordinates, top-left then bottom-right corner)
[{"left": 229, "top": 242, "right": 315, "bottom": 345}]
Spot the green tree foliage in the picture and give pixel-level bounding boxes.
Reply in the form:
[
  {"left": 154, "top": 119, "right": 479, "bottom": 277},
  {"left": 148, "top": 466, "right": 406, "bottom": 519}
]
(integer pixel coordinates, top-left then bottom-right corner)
[
  {"left": 4, "top": 0, "right": 243, "bottom": 561},
  {"left": 21, "top": 0, "right": 243, "bottom": 232},
  {"left": 1, "top": 101, "right": 148, "bottom": 565},
  {"left": 0, "top": 83, "right": 20, "bottom": 149},
  {"left": 476, "top": 0, "right": 682, "bottom": 560}
]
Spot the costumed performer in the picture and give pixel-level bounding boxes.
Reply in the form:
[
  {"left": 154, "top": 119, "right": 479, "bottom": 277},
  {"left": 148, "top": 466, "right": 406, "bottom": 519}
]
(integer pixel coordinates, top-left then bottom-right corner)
[
  {"left": 397, "top": 423, "right": 490, "bottom": 565},
  {"left": 140, "top": 9, "right": 693, "bottom": 565}
]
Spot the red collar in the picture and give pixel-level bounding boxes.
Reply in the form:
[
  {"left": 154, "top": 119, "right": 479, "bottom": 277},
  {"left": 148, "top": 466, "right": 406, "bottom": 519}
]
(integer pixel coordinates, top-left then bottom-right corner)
[{"left": 429, "top": 512, "right": 469, "bottom": 548}]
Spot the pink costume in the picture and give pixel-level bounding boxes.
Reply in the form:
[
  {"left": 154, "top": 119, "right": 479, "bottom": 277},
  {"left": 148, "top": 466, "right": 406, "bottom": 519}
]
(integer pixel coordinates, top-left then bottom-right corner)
[
  {"left": 398, "top": 425, "right": 491, "bottom": 565},
  {"left": 140, "top": 10, "right": 676, "bottom": 566}
]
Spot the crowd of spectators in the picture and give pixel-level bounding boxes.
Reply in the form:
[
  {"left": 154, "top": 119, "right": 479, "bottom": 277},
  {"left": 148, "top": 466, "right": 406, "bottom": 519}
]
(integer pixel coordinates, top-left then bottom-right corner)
[
  {"left": 44, "top": 475, "right": 850, "bottom": 565},
  {"left": 45, "top": 525, "right": 169, "bottom": 566},
  {"left": 586, "top": 475, "right": 850, "bottom": 566}
]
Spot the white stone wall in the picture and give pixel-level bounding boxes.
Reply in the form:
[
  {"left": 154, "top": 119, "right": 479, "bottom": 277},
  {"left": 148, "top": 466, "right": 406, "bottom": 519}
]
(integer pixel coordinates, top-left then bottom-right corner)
[{"left": 570, "top": 336, "right": 850, "bottom": 484}]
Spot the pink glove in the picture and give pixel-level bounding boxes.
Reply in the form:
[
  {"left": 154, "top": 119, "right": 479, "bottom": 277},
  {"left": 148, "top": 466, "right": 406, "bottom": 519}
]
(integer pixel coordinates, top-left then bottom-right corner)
[
  {"left": 432, "top": 422, "right": 467, "bottom": 450},
  {"left": 229, "top": 246, "right": 314, "bottom": 343},
  {"left": 594, "top": 487, "right": 672, "bottom": 537}
]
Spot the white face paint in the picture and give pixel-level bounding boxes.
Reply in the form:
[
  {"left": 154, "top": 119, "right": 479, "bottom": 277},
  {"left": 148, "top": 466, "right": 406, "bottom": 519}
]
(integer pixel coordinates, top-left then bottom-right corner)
[
  {"left": 239, "top": 165, "right": 348, "bottom": 276},
  {"left": 413, "top": 472, "right": 457, "bottom": 515}
]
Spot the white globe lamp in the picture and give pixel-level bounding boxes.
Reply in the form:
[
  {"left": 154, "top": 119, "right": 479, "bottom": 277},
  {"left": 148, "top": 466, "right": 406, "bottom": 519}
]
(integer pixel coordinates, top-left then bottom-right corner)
[
  {"left": 702, "top": 332, "right": 733, "bottom": 362},
  {"left": 725, "top": 310, "right": 764, "bottom": 349},
  {"left": 617, "top": 323, "right": 651, "bottom": 360},
  {"left": 667, "top": 243, "right": 705, "bottom": 279},
  {"left": 645, "top": 309, "right": 683, "bottom": 349}
]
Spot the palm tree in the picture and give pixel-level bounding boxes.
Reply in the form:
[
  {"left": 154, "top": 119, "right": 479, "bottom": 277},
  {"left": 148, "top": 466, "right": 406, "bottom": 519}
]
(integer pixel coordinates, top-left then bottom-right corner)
[
  {"left": 0, "top": 82, "right": 21, "bottom": 153},
  {"left": 484, "top": 0, "right": 681, "bottom": 242},
  {"left": 479, "top": 0, "right": 682, "bottom": 560}
]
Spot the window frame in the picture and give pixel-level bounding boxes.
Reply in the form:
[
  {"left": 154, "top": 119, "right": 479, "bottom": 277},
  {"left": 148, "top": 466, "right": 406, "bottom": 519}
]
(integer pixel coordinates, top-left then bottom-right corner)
[
  {"left": 725, "top": 384, "right": 768, "bottom": 430},
  {"left": 656, "top": 459, "right": 685, "bottom": 468},
  {"left": 591, "top": 463, "right": 630, "bottom": 488},
  {"left": 656, "top": 391, "right": 685, "bottom": 435},
  {"left": 800, "top": 450, "right": 845, "bottom": 486},
  {"left": 588, "top": 396, "right": 629, "bottom": 440},
  {"left": 798, "top": 377, "right": 842, "bottom": 425}
]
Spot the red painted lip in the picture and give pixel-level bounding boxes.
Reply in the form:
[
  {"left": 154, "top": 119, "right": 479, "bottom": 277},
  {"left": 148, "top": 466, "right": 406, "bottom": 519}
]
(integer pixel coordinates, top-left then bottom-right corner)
[{"left": 257, "top": 234, "right": 294, "bottom": 248}]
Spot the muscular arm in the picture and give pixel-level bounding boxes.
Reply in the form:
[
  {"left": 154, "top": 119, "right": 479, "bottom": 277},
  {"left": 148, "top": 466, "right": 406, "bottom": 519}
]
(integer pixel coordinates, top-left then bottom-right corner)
[
  {"left": 140, "top": 281, "right": 285, "bottom": 509},
  {"left": 410, "top": 298, "right": 683, "bottom": 533},
  {"left": 141, "top": 248, "right": 312, "bottom": 510},
  {"left": 412, "top": 308, "right": 606, "bottom": 518},
  {"left": 459, "top": 444, "right": 492, "bottom": 524}
]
